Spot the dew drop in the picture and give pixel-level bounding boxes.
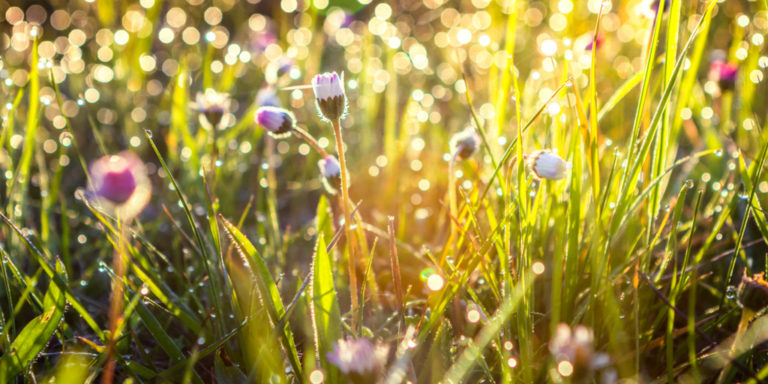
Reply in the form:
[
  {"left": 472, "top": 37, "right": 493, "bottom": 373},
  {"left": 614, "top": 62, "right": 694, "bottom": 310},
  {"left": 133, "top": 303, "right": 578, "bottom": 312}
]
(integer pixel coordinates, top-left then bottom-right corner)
[{"left": 726, "top": 285, "right": 736, "bottom": 300}]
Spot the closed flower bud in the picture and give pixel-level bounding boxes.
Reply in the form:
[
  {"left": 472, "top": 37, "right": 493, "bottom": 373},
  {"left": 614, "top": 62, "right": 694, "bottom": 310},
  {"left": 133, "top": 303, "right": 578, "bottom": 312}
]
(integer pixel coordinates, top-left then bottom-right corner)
[
  {"left": 449, "top": 128, "right": 481, "bottom": 160},
  {"left": 709, "top": 60, "right": 738, "bottom": 92},
  {"left": 196, "top": 88, "right": 231, "bottom": 130},
  {"left": 256, "top": 106, "right": 295, "bottom": 138},
  {"left": 526, "top": 150, "right": 572, "bottom": 180},
  {"left": 89, "top": 151, "right": 151, "bottom": 220},
  {"left": 318, "top": 155, "right": 344, "bottom": 195},
  {"left": 639, "top": 0, "right": 669, "bottom": 18},
  {"left": 550, "top": 324, "right": 615, "bottom": 383},
  {"left": 737, "top": 272, "right": 768, "bottom": 313},
  {"left": 326, "top": 338, "right": 389, "bottom": 384},
  {"left": 585, "top": 32, "right": 604, "bottom": 51},
  {"left": 312, "top": 72, "right": 347, "bottom": 122}
]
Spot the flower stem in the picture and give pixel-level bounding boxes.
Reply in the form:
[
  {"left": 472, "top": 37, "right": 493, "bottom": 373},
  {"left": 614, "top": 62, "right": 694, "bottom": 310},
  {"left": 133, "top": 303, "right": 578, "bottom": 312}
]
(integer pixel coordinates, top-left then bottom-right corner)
[
  {"left": 331, "top": 119, "right": 358, "bottom": 317},
  {"left": 102, "top": 221, "right": 128, "bottom": 384},
  {"left": 292, "top": 126, "right": 329, "bottom": 158}
]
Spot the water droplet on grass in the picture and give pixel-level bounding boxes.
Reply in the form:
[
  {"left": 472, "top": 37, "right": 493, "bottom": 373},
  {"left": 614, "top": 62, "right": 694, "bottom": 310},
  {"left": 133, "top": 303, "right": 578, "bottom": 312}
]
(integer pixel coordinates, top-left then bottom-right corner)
[{"left": 726, "top": 285, "right": 736, "bottom": 299}]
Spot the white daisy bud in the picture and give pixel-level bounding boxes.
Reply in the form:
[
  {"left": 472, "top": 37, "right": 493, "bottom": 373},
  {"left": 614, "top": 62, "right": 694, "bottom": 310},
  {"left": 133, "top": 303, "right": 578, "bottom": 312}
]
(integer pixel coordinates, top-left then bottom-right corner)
[
  {"left": 196, "top": 88, "right": 231, "bottom": 130},
  {"left": 326, "top": 338, "right": 389, "bottom": 383},
  {"left": 255, "top": 106, "right": 295, "bottom": 138},
  {"left": 526, "top": 150, "right": 572, "bottom": 180},
  {"left": 312, "top": 72, "right": 347, "bottom": 121},
  {"left": 449, "top": 128, "right": 481, "bottom": 160},
  {"left": 318, "top": 155, "right": 343, "bottom": 195}
]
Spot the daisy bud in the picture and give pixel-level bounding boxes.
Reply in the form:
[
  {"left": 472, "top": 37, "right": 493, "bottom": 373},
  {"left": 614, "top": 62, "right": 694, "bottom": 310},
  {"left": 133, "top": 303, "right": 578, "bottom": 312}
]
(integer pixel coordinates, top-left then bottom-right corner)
[
  {"left": 585, "top": 32, "right": 604, "bottom": 51},
  {"left": 526, "top": 150, "right": 572, "bottom": 180},
  {"left": 639, "top": 0, "right": 669, "bottom": 18},
  {"left": 256, "top": 106, "right": 295, "bottom": 138},
  {"left": 737, "top": 272, "right": 768, "bottom": 313},
  {"left": 312, "top": 72, "right": 347, "bottom": 122},
  {"left": 89, "top": 151, "right": 151, "bottom": 220},
  {"left": 196, "top": 88, "right": 231, "bottom": 130},
  {"left": 318, "top": 155, "right": 343, "bottom": 195},
  {"left": 449, "top": 128, "right": 481, "bottom": 160},
  {"left": 326, "top": 338, "right": 389, "bottom": 384},
  {"left": 549, "top": 324, "right": 614, "bottom": 382},
  {"left": 709, "top": 60, "right": 738, "bottom": 92}
]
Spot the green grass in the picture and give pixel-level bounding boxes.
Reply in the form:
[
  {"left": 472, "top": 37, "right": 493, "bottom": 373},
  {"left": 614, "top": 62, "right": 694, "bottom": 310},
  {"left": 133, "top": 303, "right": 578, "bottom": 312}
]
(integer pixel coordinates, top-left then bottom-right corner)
[{"left": 1, "top": 0, "right": 768, "bottom": 383}]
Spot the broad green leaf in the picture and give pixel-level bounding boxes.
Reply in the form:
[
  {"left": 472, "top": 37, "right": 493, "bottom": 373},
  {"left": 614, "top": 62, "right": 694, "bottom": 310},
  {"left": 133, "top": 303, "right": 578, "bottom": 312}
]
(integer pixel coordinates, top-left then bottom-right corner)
[
  {"left": 219, "top": 216, "right": 303, "bottom": 378},
  {"left": 311, "top": 233, "right": 342, "bottom": 375}
]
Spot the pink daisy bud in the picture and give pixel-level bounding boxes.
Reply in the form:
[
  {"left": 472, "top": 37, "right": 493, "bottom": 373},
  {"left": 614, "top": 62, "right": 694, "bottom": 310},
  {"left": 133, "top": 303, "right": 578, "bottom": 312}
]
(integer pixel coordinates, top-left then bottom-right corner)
[
  {"left": 585, "top": 32, "right": 604, "bottom": 51},
  {"left": 709, "top": 60, "right": 738, "bottom": 92},
  {"left": 89, "top": 152, "right": 151, "bottom": 220},
  {"left": 255, "top": 106, "right": 295, "bottom": 138},
  {"left": 312, "top": 72, "right": 347, "bottom": 121},
  {"left": 449, "top": 128, "right": 481, "bottom": 160},
  {"left": 195, "top": 88, "right": 231, "bottom": 130},
  {"left": 318, "top": 155, "right": 343, "bottom": 195},
  {"left": 526, "top": 150, "right": 572, "bottom": 181}
]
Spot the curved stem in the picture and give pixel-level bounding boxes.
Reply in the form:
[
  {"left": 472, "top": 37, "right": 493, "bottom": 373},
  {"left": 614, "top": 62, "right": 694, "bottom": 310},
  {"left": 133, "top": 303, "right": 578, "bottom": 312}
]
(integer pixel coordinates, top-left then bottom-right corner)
[
  {"left": 292, "top": 126, "right": 329, "bottom": 158},
  {"left": 331, "top": 119, "right": 358, "bottom": 317}
]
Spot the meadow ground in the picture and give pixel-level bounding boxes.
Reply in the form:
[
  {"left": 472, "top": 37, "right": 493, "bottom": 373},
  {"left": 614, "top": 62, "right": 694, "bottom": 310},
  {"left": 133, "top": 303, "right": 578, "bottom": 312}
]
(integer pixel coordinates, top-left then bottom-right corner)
[{"left": 0, "top": 0, "right": 768, "bottom": 383}]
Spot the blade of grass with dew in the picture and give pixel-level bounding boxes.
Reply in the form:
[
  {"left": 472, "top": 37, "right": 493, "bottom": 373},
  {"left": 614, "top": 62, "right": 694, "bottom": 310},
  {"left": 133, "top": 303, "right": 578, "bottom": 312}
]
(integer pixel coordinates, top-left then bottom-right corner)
[
  {"left": 170, "top": 61, "right": 198, "bottom": 170},
  {"left": 649, "top": 0, "right": 681, "bottom": 242},
  {"left": 670, "top": 0, "right": 713, "bottom": 146},
  {"left": 0, "top": 258, "right": 65, "bottom": 379},
  {"left": 721, "top": 140, "right": 768, "bottom": 295},
  {"left": 442, "top": 269, "right": 534, "bottom": 383},
  {"left": 0, "top": 213, "right": 105, "bottom": 342},
  {"left": 493, "top": 0, "right": 517, "bottom": 137},
  {"left": 144, "top": 129, "right": 225, "bottom": 329},
  {"left": 562, "top": 82, "right": 584, "bottom": 322},
  {"left": 737, "top": 150, "right": 768, "bottom": 241},
  {"left": 610, "top": 0, "right": 717, "bottom": 242},
  {"left": 218, "top": 216, "right": 303, "bottom": 378},
  {"left": 586, "top": 4, "right": 604, "bottom": 207},
  {"left": 476, "top": 80, "right": 570, "bottom": 205},
  {"left": 11, "top": 37, "right": 39, "bottom": 220},
  {"left": 666, "top": 188, "right": 702, "bottom": 382},
  {"left": 83, "top": 197, "right": 204, "bottom": 333}
]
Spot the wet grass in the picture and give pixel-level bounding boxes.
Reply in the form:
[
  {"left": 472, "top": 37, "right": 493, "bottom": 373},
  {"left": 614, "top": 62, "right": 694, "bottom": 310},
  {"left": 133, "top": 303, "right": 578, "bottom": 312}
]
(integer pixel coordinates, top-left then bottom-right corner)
[{"left": 1, "top": 0, "right": 768, "bottom": 383}]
